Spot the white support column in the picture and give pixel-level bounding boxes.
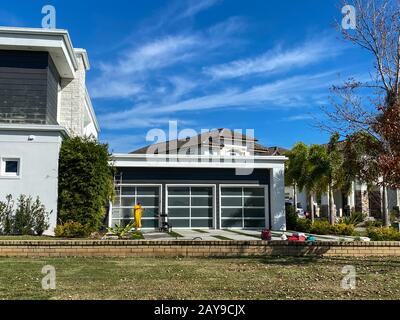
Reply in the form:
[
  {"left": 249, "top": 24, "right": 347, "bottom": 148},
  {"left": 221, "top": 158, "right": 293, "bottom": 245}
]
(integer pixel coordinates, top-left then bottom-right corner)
[
  {"left": 360, "top": 183, "right": 370, "bottom": 216},
  {"left": 108, "top": 200, "right": 113, "bottom": 228},
  {"left": 270, "top": 165, "right": 286, "bottom": 231},
  {"left": 321, "top": 192, "right": 329, "bottom": 218},
  {"left": 347, "top": 182, "right": 355, "bottom": 212}
]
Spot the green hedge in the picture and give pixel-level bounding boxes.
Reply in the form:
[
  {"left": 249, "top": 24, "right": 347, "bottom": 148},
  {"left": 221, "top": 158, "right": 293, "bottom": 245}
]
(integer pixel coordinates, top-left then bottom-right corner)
[
  {"left": 286, "top": 209, "right": 354, "bottom": 236},
  {"left": 367, "top": 227, "right": 400, "bottom": 241},
  {"left": 58, "top": 137, "right": 114, "bottom": 233}
]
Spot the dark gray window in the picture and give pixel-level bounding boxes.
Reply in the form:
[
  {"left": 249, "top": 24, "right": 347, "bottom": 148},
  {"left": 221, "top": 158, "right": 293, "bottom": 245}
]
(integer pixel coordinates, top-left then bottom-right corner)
[
  {"left": 5, "top": 160, "right": 18, "bottom": 173},
  {"left": 2, "top": 158, "right": 20, "bottom": 176}
]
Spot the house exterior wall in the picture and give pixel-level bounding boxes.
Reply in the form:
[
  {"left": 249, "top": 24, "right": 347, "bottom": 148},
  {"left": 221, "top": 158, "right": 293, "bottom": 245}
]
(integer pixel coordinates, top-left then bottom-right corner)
[
  {"left": 0, "top": 50, "right": 60, "bottom": 125},
  {"left": 58, "top": 53, "right": 87, "bottom": 136},
  {"left": 0, "top": 28, "right": 99, "bottom": 236},
  {"left": 0, "top": 128, "right": 63, "bottom": 235}
]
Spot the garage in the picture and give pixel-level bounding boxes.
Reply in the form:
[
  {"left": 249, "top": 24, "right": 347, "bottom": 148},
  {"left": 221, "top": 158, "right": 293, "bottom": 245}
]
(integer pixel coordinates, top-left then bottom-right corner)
[
  {"left": 112, "top": 185, "right": 161, "bottom": 228},
  {"left": 166, "top": 185, "right": 215, "bottom": 228},
  {"left": 220, "top": 186, "right": 267, "bottom": 229}
]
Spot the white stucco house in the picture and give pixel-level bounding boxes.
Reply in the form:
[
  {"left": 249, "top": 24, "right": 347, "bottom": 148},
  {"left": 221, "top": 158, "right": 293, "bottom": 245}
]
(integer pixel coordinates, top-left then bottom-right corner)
[{"left": 0, "top": 27, "right": 99, "bottom": 234}]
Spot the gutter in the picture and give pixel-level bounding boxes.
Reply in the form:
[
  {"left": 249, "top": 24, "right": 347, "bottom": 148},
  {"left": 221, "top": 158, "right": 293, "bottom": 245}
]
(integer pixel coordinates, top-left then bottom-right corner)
[{"left": 0, "top": 124, "right": 70, "bottom": 138}]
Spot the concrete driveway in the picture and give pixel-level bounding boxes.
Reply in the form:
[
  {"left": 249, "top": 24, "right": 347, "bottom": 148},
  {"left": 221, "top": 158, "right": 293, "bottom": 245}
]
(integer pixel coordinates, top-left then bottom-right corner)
[
  {"left": 143, "top": 229, "right": 360, "bottom": 242},
  {"left": 144, "top": 229, "right": 272, "bottom": 241}
]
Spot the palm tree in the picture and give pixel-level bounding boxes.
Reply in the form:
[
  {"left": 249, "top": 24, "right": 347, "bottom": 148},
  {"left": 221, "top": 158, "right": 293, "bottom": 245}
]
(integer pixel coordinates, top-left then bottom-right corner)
[
  {"left": 286, "top": 142, "right": 326, "bottom": 223},
  {"left": 285, "top": 143, "right": 309, "bottom": 218},
  {"left": 308, "top": 133, "right": 352, "bottom": 225}
]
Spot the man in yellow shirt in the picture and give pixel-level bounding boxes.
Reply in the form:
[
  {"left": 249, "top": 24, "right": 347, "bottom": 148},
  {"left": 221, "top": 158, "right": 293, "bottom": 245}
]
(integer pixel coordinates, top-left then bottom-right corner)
[{"left": 133, "top": 202, "right": 143, "bottom": 230}]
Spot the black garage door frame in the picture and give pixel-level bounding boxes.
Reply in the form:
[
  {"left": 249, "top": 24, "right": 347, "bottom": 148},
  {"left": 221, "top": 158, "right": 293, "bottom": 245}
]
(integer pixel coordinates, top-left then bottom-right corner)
[
  {"left": 165, "top": 184, "right": 217, "bottom": 229},
  {"left": 219, "top": 184, "right": 269, "bottom": 230}
]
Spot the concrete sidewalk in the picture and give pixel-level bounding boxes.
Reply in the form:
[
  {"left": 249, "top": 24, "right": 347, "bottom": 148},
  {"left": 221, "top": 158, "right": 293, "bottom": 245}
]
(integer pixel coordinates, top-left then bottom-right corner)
[{"left": 142, "top": 229, "right": 359, "bottom": 242}]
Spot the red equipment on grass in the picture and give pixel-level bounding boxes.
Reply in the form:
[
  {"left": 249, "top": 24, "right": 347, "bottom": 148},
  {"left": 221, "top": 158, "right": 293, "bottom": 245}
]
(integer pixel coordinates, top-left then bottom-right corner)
[{"left": 287, "top": 232, "right": 307, "bottom": 242}]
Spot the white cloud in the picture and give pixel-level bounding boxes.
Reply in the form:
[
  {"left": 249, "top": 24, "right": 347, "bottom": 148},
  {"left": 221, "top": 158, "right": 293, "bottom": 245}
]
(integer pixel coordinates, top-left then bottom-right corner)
[
  {"left": 103, "top": 35, "right": 200, "bottom": 75},
  {"left": 91, "top": 81, "right": 142, "bottom": 99},
  {"left": 283, "top": 114, "right": 313, "bottom": 122},
  {"left": 99, "top": 71, "right": 339, "bottom": 130},
  {"left": 204, "top": 38, "right": 343, "bottom": 79},
  {"left": 135, "top": 71, "right": 338, "bottom": 115},
  {"left": 180, "top": 0, "right": 221, "bottom": 18}
]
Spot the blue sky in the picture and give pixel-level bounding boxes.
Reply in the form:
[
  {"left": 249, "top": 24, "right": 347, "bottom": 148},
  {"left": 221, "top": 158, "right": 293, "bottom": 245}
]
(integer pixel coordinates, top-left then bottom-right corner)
[{"left": 0, "top": 0, "right": 372, "bottom": 152}]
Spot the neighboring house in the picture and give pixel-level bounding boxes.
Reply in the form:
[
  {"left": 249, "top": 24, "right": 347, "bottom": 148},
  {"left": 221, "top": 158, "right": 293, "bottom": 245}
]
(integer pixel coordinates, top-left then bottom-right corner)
[
  {"left": 286, "top": 182, "right": 400, "bottom": 219},
  {"left": 111, "top": 129, "right": 287, "bottom": 231},
  {"left": 0, "top": 27, "right": 99, "bottom": 234}
]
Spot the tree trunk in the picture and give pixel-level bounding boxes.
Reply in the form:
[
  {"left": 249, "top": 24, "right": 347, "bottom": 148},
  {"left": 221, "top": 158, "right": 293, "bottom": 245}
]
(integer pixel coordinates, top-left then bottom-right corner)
[
  {"left": 382, "top": 184, "right": 390, "bottom": 227},
  {"left": 329, "top": 185, "right": 336, "bottom": 225},
  {"left": 310, "top": 192, "right": 315, "bottom": 223}
]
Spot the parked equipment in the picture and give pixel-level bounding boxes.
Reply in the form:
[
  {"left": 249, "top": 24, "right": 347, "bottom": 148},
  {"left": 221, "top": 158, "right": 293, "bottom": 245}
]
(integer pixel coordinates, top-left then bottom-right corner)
[
  {"left": 288, "top": 232, "right": 307, "bottom": 242},
  {"left": 261, "top": 229, "right": 272, "bottom": 241}
]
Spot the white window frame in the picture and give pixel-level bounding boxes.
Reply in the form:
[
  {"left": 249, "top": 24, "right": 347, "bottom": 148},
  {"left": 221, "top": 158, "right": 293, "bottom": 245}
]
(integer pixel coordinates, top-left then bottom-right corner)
[
  {"left": 0, "top": 157, "right": 21, "bottom": 179},
  {"left": 219, "top": 184, "right": 269, "bottom": 230},
  {"left": 111, "top": 184, "right": 162, "bottom": 229},
  {"left": 166, "top": 184, "right": 217, "bottom": 229}
]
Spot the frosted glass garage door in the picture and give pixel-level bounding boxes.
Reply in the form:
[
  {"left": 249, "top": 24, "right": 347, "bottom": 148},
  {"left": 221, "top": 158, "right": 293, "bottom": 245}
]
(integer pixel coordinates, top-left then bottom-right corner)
[
  {"left": 167, "top": 186, "right": 214, "bottom": 228},
  {"left": 220, "top": 186, "right": 266, "bottom": 228},
  {"left": 112, "top": 185, "right": 160, "bottom": 228}
]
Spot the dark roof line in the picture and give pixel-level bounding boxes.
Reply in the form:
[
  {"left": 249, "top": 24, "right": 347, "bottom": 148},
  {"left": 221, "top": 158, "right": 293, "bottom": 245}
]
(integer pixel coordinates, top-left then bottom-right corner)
[{"left": 130, "top": 128, "right": 288, "bottom": 156}]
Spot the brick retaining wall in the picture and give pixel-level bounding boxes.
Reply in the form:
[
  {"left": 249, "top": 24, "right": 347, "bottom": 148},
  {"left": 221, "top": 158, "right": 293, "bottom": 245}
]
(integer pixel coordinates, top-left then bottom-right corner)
[{"left": 0, "top": 240, "right": 400, "bottom": 257}]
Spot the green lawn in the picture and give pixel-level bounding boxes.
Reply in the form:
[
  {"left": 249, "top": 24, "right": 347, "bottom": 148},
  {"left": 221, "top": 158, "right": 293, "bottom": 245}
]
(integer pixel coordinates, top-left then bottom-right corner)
[
  {"left": 0, "top": 236, "right": 59, "bottom": 241},
  {"left": 1, "top": 256, "right": 400, "bottom": 300}
]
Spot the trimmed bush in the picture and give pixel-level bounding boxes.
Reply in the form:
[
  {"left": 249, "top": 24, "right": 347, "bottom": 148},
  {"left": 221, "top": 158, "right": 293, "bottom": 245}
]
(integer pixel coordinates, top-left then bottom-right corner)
[
  {"left": 55, "top": 221, "right": 88, "bottom": 238},
  {"left": 331, "top": 223, "right": 355, "bottom": 236},
  {"left": 0, "top": 195, "right": 14, "bottom": 235},
  {"left": 367, "top": 227, "right": 400, "bottom": 241},
  {"left": 58, "top": 137, "right": 114, "bottom": 233},
  {"left": 295, "top": 219, "right": 312, "bottom": 233},
  {"left": 0, "top": 195, "right": 50, "bottom": 236},
  {"left": 310, "top": 220, "right": 332, "bottom": 235},
  {"left": 289, "top": 218, "right": 355, "bottom": 236}
]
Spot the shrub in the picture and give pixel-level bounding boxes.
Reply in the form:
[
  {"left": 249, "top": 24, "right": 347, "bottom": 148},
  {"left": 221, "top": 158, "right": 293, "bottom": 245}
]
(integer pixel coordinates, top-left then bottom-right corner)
[
  {"left": 367, "top": 227, "right": 400, "bottom": 241},
  {"left": 340, "top": 212, "right": 364, "bottom": 226},
  {"left": 365, "top": 220, "right": 383, "bottom": 228},
  {"left": 58, "top": 137, "right": 114, "bottom": 233},
  {"left": 0, "top": 195, "right": 50, "bottom": 236},
  {"left": 285, "top": 205, "right": 298, "bottom": 230},
  {"left": 295, "top": 218, "right": 312, "bottom": 233},
  {"left": 0, "top": 195, "right": 14, "bottom": 235},
  {"left": 310, "top": 220, "right": 332, "bottom": 235},
  {"left": 13, "top": 195, "right": 35, "bottom": 235},
  {"left": 107, "top": 223, "right": 135, "bottom": 239},
  {"left": 55, "top": 221, "right": 88, "bottom": 238},
  {"left": 331, "top": 223, "right": 355, "bottom": 236},
  {"left": 289, "top": 217, "right": 355, "bottom": 236}
]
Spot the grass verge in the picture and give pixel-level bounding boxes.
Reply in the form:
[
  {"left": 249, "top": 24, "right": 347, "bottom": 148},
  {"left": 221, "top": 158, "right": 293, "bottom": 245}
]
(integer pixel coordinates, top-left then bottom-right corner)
[
  {"left": 193, "top": 229, "right": 209, "bottom": 234},
  {"left": 168, "top": 231, "right": 184, "bottom": 238},
  {"left": 212, "top": 235, "right": 232, "bottom": 240},
  {"left": 1, "top": 256, "right": 400, "bottom": 300},
  {"left": 224, "top": 229, "right": 260, "bottom": 239}
]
